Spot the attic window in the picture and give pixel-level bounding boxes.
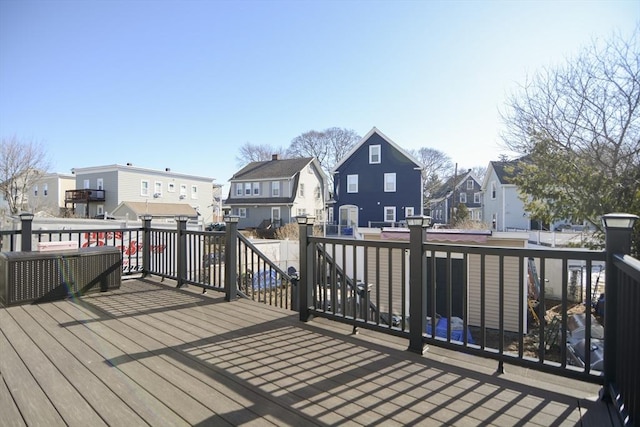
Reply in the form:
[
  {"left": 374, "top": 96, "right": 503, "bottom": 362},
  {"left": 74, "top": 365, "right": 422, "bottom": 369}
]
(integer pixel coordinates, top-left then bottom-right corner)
[
  {"left": 467, "top": 179, "right": 474, "bottom": 190},
  {"left": 369, "top": 145, "right": 381, "bottom": 164}
]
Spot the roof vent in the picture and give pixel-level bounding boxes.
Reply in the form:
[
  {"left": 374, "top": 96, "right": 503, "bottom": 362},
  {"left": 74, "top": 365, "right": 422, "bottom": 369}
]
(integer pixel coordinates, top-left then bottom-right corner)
[
  {"left": 126, "top": 162, "right": 132, "bottom": 166},
  {"left": 165, "top": 168, "right": 171, "bottom": 171}
]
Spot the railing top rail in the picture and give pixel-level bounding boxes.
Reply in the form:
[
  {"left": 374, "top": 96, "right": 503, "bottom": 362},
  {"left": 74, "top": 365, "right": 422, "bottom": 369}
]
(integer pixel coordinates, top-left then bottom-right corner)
[
  {"left": 237, "top": 233, "right": 291, "bottom": 279},
  {"left": 613, "top": 253, "right": 640, "bottom": 280},
  {"left": 309, "top": 236, "right": 410, "bottom": 250}
]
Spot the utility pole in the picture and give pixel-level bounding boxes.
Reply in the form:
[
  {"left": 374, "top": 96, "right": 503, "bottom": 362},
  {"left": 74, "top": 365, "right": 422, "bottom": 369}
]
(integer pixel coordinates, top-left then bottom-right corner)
[{"left": 450, "top": 163, "right": 458, "bottom": 225}]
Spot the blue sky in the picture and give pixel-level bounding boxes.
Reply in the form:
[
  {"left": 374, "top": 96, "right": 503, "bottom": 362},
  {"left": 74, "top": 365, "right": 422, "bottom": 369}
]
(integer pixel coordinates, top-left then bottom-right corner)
[{"left": 1, "top": 0, "right": 638, "bottom": 195}]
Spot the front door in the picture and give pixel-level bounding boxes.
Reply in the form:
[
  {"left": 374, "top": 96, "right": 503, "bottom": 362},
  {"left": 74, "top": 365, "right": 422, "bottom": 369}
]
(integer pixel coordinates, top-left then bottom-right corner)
[{"left": 271, "top": 207, "right": 281, "bottom": 227}]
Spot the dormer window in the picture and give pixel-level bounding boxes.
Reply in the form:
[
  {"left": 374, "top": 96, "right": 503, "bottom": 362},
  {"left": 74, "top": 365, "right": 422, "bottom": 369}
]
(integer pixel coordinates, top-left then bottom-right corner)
[{"left": 369, "top": 145, "right": 381, "bottom": 164}]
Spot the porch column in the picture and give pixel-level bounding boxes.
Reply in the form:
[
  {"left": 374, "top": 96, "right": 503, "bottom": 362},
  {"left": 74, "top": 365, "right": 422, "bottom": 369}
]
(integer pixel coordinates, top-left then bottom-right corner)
[
  {"left": 297, "top": 215, "right": 315, "bottom": 322},
  {"left": 141, "top": 214, "right": 153, "bottom": 277},
  {"left": 224, "top": 215, "right": 239, "bottom": 302},
  {"left": 602, "top": 213, "right": 638, "bottom": 400},
  {"left": 19, "top": 212, "right": 35, "bottom": 252},
  {"left": 407, "top": 215, "right": 430, "bottom": 354},
  {"left": 175, "top": 215, "right": 189, "bottom": 288}
]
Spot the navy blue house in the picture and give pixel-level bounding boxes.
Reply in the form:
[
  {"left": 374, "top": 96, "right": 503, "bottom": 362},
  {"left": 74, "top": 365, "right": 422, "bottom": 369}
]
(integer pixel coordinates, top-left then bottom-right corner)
[{"left": 330, "top": 127, "right": 423, "bottom": 231}]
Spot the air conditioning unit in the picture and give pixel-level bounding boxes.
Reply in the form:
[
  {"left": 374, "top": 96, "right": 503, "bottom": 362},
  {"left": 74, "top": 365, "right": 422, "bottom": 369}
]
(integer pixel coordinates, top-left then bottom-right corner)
[
  {"left": 153, "top": 193, "right": 161, "bottom": 198},
  {"left": 179, "top": 195, "right": 186, "bottom": 199}
]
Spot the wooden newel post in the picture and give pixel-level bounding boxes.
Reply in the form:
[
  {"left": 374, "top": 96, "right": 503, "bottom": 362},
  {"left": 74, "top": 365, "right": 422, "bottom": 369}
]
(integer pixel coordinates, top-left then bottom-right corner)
[
  {"left": 175, "top": 215, "right": 189, "bottom": 288},
  {"left": 601, "top": 213, "right": 638, "bottom": 402},
  {"left": 407, "top": 215, "right": 430, "bottom": 354},
  {"left": 19, "top": 212, "right": 34, "bottom": 252},
  {"left": 141, "top": 214, "right": 153, "bottom": 277},
  {"left": 224, "top": 215, "right": 239, "bottom": 302},
  {"left": 297, "top": 215, "right": 315, "bottom": 322}
]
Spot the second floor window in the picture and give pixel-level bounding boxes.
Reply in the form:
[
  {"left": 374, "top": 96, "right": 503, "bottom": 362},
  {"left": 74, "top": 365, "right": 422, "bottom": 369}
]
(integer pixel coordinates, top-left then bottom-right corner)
[
  {"left": 236, "top": 183, "right": 242, "bottom": 196},
  {"left": 191, "top": 185, "right": 198, "bottom": 199},
  {"left": 141, "top": 180, "right": 149, "bottom": 196},
  {"left": 168, "top": 183, "right": 176, "bottom": 192},
  {"left": 369, "top": 145, "right": 381, "bottom": 164},
  {"left": 299, "top": 183, "right": 305, "bottom": 197},
  {"left": 155, "top": 181, "right": 162, "bottom": 197},
  {"left": 491, "top": 182, "right": 497, "bottom": 199},
  {"left": 253, "top": 182, "right": 260, "bottom": 195},
  {"left": 245, "top": 183, "right": 251, "bottom": 195},
  {"left": 474, "top": 192, "right": 481, "bottom": 203},
  {"left": 347, "top": 174, "right": 358, "bottom": 193},
  {"left": 180, "top": 184, "right": 187, "bottom": 198},
  {"left": 384, "top": 173, "right": 396, "bottom": 192},
  {"left": 97, "top": 178, "right": 104, "bottom": 190},
  {"left": 43, "top": 183, "right": 48, "bottom": 196},
  {"left": 460, "top": 192, "right": 467, "bottom": 203},
  {"left": 34, "top": 185, "right": 38, "bottom": 196},
  {"left": 384, "top": 206, "right": 396, "bottom": 222},
  {"left": 272, "top": 181, "right": 280, "bottom": 197}
]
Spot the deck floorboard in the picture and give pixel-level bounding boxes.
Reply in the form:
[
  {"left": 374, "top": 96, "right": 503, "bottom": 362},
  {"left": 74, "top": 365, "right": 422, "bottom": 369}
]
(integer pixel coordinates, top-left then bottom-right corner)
[{"left": 0, "top": 276, "right": 620, "bottom": 427}]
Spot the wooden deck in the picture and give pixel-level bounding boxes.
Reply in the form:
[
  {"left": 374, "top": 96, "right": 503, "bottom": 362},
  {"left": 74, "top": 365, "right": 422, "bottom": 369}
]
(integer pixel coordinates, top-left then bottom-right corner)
[{"left": 1, "top": 277, "right": 620, "bottom": 426}]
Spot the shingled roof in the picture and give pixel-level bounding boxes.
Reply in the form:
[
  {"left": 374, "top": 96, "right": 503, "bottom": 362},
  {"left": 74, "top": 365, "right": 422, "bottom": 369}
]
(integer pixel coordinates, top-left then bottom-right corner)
[{"left": 231, "top": 157, "right": 314, "bottom": 181}]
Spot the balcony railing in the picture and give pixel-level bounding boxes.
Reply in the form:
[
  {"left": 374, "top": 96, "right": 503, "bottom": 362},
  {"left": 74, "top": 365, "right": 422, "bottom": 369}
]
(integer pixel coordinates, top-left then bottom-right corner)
[
  {"left": 4, "top": 213, "right": 638, "bottom": 426},
  {"left": 65, "top": 189, "right": 106, "bottom": 202}
]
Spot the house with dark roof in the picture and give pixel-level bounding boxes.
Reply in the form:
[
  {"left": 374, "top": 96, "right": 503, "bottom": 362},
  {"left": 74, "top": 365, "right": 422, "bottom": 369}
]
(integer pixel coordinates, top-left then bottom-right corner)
[
  {"left": 330, "top": 128, "right": 423, "bottom": 232},
  {"left": 481, "top": 159, "right": 530, "bottom": 231},
  {"left": 226, "top": 155, "right": 328, "bottom": 230},
  {"left": 428, "top": 169, "right": 483, "bottom": 225}
]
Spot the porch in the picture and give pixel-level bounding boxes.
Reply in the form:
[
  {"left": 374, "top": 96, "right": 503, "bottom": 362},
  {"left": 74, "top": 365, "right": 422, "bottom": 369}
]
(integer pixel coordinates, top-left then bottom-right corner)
[{"left": 0, "top": 277, "right": 617, "bottom": 426}]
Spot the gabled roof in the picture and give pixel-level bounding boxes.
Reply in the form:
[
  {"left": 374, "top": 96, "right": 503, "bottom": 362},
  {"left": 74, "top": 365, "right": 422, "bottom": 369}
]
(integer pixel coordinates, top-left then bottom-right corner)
[
  {"left": 111, "top": 201, "right": 198, "bottom": 217},
  {"left": 483, "top": 156, "right": 530, "bottom": 189},
  {"left": 331, "top": 127, "right": 423, "bottom": 173},
  {"left": 430, "top": 170, "right": 479, "bottom": 200},
  {"left": 231, "top": 157, "right": 315, "bottom": 181}
]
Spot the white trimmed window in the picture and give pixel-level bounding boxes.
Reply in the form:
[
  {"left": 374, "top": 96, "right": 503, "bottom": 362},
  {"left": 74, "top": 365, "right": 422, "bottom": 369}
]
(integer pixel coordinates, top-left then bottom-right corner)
[
  {"left": 384, "top": 206, "right": 396, "bottom": 222},
  {"left": 191, "top": 185, "right": 198, "bottom": 199},
  {"left": 491, "top": 181, "right": 497, "bottom": 199},
  {"left": 467, "top": 179, "right": 474, "bottom": 190},
  {"left": 155, "top": 181, "right": 162, "bottom": 197},
  {"left": 369, "top": 145, "right": 381, "bottom": 164},
  {"left": 238, "top": 207, "right": 246, "bottom": 218},
  {"left": 253, "top": 182, "right": 260, "bottom": 195},
  {"left": 299, "top": 183, "right": 305, "bottom": 197},
  {"left": 97, "top": 178, "right": 104, "bottom": 190},
  {"left": 384, "top": 173, "right": 396, "bottom": 192},
  {"left": 347, "top": 174, "right": 358, "bottom": 193},
  {"left": 34, "top": 185, "right": 38, "bottom": 196},
  {"left": 460, "top": 192, "right": 467, "bottom": 203},
  {"left": 474, "top": 192, "right": 481, "bottom": 203},
  {"left": 43, "top": 184, "right": 48, "bottom": 196},
  {"left": 235, "top": 183, "right": 242, "bottom": 196},
  {"left": 180, "top": 184, "right": 187, "bottom": 198},
  {"left": 271, "top": 181, "right": 280, "bottom": 197},
  {"left": 168, "top": 183, "right": 176, "bottom": 192},
  {"left": 245, "top": 183, "right": 251, "bottom": 195},
  {"left": 141, "top": 180, "right": 149, "bottom": 196},
  {"left": 405, "top": 207, "right": 414, "bottom": 217}
]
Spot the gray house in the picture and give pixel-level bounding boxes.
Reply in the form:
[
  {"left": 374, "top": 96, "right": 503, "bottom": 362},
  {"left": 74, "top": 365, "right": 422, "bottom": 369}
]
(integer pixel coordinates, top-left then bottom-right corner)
[
  {"left": 428, "top": 169, "right": 483, "bottom": 226},
  {"left": 481, "top": 159, "right": 530, "bottom": 231},
  {"left": 226, "top": 155, "right": 328, "bottom": 230},
  {"left": 67, "top": 164, "right": 216, "bottom": 223}
]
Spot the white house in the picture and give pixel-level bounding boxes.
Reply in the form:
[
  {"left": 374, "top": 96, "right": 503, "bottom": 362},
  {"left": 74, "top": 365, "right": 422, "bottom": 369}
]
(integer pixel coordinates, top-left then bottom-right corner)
[
  {"left": 28, "top": 173, "right": 76, "bottom": 216},
  {"left": 482, "top": 159, "right": 530, "bottom": 231}
]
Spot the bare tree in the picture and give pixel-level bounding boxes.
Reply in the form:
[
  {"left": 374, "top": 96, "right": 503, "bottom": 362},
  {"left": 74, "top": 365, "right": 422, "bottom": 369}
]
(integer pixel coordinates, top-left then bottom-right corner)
[
  {"left": 409, "top": 147, "right": 454, "bottom": 199},
  {"left": 0, "top": 136, "right": 50, "bottom": 214},
  {"left": 501, "top": 26, "right": 640, "bottom": 252},
  {"left": 287, "top": 127, "right": 360, "bottom": 173},
  {"left": 287, "top": 130, "right": 328, "bottom": 165},
  {"left": 235, "top": 142, "right": 287, "bottom": 166}
]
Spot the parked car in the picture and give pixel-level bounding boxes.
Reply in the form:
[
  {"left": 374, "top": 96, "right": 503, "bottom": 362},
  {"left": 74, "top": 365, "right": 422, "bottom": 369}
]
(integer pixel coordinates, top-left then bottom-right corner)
[
  {"left": 93, "top": 214, "right": 115, "bottom": 220},
  {"left": 206, "top": 222, "right": 226, "bottom": 231}
]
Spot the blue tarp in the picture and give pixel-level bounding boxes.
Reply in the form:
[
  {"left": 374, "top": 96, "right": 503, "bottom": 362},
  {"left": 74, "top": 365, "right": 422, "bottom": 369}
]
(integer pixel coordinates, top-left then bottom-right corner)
[
  {"left": 252, "top": 270, "right": 279, "bottom": 289},
  {"left": 426, "top": 317, "right": 475, "bottom": 344}
]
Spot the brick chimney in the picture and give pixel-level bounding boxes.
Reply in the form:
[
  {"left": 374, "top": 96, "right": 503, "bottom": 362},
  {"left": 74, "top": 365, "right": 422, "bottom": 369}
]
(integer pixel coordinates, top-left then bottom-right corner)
[{"left": 272, "top": 154, "right": 278, "bottom": 161}]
